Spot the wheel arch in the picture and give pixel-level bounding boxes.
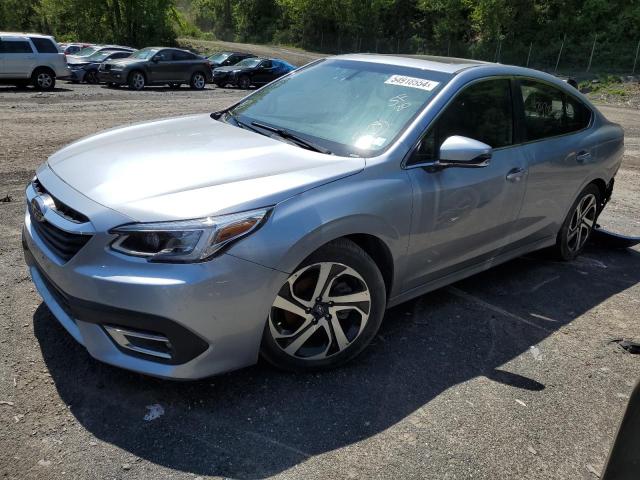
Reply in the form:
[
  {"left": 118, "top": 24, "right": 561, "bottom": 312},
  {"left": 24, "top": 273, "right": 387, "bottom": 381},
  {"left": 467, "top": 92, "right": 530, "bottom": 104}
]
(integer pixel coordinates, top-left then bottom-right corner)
[{"left": 30, "top": 65, "right": 56, "bottom": 78}]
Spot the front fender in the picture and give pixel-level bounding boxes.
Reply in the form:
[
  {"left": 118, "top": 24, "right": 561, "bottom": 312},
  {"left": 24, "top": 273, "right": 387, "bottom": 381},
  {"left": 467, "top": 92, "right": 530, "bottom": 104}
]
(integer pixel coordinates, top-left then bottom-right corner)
[{"left": 227, "top": 168, "right": 414, "bottom": 299}]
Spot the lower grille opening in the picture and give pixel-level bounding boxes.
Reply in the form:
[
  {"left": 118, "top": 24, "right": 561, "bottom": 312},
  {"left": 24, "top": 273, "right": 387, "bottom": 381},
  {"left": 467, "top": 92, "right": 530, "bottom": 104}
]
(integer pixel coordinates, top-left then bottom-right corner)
[{"left": 104, "top": 325, "right": 174, "bottom": 360}]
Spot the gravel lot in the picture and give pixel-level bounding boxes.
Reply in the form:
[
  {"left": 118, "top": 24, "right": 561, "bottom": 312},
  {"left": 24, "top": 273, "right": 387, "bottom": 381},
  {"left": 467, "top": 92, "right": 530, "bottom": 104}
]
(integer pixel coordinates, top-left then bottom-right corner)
[{"left": 0, "top": 82, "right": 638, "bottom": 480}]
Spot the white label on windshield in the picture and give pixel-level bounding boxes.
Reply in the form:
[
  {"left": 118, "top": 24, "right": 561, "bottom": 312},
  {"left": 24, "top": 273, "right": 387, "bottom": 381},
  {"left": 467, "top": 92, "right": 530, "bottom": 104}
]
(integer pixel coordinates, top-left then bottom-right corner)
[{"left": 385, "top": 75, "right": 439, "bottom": 91}]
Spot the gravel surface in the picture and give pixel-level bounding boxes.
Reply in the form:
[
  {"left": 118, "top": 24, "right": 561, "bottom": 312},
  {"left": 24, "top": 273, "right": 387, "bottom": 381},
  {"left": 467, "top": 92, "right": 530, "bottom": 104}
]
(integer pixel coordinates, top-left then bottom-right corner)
[{"left": 0, "top": 82, "right": 638, "bottom": 480}]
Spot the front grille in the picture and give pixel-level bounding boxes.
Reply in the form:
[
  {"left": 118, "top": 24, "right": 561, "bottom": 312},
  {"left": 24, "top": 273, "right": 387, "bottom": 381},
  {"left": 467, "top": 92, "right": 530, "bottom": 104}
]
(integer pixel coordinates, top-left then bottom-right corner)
[
  {"left": 32, "top": 178, "right": 89, "bottom": 224},
  {"left": 29, "top": 178, "right": 93, "bottom": 262}
]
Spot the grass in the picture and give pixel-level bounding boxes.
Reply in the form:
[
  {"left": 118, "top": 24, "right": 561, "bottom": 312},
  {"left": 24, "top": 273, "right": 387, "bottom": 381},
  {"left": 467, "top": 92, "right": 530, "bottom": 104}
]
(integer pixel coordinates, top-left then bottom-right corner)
[{"left": 177, "top": 37, "right": 325, "bottom": 66}]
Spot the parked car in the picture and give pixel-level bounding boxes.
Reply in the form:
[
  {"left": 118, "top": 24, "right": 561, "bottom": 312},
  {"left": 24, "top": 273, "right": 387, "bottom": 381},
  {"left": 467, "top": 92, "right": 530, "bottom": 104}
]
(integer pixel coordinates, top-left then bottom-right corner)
[
  {"left": 98, "top": 47, "right": 213, "bottom": 90},
  {"left": 0, "top": 32, "right": 69, "bottom": 90},
  {"left": 207, "top": 51, "right": 255, "bottom": 69},
  {"left": 59, "top": 43, "right": 92, "bottom": 55},
  {"left": 213, "top": 57, "right": 296, "bottom": 88},
  {"left": 23, "top": 54, "right": 623, "bottom": 379},
  {"left": 68, "top": 48, "right": 134, "bottom": 83},
  {"left": 67, "top": 45, "right": 133, "bottom": 61}
]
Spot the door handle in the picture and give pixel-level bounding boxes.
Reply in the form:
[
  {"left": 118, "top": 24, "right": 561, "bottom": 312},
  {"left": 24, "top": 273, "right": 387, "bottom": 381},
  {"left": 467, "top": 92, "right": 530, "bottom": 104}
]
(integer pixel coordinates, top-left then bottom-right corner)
[
  {"left": 506, "top": 167, "right": 526, "bottom": 183},
  {"left": 576, "top": 150, "right": 592, "bottom": 163}
]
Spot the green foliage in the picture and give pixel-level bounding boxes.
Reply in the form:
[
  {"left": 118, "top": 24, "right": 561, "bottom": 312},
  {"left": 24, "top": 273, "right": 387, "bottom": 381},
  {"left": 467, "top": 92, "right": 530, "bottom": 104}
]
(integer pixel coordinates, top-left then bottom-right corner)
[{"left": 1, "top": 0, "right": 639, "bottom": 71}]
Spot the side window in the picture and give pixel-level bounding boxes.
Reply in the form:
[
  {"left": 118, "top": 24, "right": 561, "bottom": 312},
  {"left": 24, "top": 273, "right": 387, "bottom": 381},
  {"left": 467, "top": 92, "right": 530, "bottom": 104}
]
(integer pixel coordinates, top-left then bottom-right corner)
[
  {"left": 410, "top": 79, "right": 513, "bottom": 164},
  {"left": 0, "top": 40, "right": 34, "bottom": 53},
  {"left": 261, "top": 60, "right": 272, "bottom": 69},
  {"left": 112, "top": 52, "right": 130, "bottom": 59},
  {"left": 29, "top": 37, "right": 58, "bottom": 53},
  {"left": 173, "top": 50, "right": 193, "bottom": 61},
  {"left": 154, "top": 50, "right": 172, "bottom": 61},
  {"left": 520, "top": 80, "right": 591, "bottom": 141}
]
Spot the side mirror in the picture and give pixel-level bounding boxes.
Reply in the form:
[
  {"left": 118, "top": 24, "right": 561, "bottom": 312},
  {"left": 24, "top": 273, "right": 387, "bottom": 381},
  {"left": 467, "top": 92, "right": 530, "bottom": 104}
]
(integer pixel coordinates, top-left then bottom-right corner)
[{"left": 438, "top": 135, "right": 492, "bottom": 168}]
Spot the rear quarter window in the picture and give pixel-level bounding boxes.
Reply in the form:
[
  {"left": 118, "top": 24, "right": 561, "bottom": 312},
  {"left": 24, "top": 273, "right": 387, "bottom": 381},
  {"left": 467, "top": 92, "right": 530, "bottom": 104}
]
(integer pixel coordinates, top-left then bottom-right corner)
[
  {"left": 30, "top": 37, "right": 58, "bottom": 54},
  {"left": 520, "top": 79, "right": 592, "bottom": 141}
]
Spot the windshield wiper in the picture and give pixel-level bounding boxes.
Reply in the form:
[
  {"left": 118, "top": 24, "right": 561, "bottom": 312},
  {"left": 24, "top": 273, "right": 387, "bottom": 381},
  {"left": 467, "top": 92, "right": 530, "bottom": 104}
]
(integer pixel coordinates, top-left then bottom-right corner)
[{"left": 251, "top": 121, "right": 332, "bottom": 155}]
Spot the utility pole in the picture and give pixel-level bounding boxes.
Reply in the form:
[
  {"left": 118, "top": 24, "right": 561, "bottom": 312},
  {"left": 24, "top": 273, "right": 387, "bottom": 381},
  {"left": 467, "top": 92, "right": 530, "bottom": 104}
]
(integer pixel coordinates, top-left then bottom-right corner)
[
  {"left": 587, "top": 34, "right": 597, "bottom": 72},
  {"left": 526, "top": 42, "right": 533, "bottom": 67},
  {"left": 555, "top": 33, "right": 567, "bottom": 73},
  {"left": 633, "top": 39, "right": 640, "bottom": 74}
]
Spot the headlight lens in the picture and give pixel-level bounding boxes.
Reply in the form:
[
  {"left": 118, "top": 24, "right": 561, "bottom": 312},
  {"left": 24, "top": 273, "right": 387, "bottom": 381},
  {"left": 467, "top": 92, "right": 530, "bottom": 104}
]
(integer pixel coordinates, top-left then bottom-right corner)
[{"left": 109, "top": 207, "right": 270, "bottom": 262}]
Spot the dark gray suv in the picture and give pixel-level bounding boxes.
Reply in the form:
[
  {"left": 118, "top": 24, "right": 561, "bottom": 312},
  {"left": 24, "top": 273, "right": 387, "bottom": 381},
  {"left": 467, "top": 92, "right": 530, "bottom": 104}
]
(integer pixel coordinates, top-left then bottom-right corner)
[{"left": 98, "top": 47, "right": 213, "bottom": 90}]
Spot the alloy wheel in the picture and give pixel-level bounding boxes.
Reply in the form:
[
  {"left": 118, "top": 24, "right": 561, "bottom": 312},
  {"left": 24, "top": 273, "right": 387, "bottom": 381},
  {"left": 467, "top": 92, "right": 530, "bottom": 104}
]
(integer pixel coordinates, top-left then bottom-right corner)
[
  {"left": 37, "top": 73, "right": 53, "bottom": 89},
  {"left": 269, "top": 262, "right": 371, "bottom": 360},
  {"left": 132, "top": 72, "right": 145, "bottom": 90},
  {"left": 192, "top": 73, "right": 206, "bottom": 89},
  {"left": 567, "top": 193, "right": 597, "bottom": 253}
]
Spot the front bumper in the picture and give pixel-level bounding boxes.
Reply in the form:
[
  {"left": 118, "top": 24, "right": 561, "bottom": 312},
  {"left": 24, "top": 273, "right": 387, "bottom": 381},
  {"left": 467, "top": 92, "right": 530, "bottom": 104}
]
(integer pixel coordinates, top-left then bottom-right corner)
[
  {"left": 68, "top": 68, "right": 86, "bottom": 82},
  {"left": 98, "top": 69, "right": 126, "bottom": 84},
  {"left": 23, "top": 173, "right": 288, "bottom": 379}
]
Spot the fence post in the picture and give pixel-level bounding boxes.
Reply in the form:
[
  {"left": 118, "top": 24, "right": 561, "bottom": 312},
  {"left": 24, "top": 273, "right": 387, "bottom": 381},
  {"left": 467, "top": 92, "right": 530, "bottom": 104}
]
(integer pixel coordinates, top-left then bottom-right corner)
[
  {"left": 633, "top": 39, "right": 640, "bottom": 74},
  {"left": 526, "top": 42, "right": 532, "bottom": 67},
  {"left": 555, "top": 33, "right": 566, "bottom": 73},
  {"left": 587, "top": 34, "right": 597, "bottom": 72}
]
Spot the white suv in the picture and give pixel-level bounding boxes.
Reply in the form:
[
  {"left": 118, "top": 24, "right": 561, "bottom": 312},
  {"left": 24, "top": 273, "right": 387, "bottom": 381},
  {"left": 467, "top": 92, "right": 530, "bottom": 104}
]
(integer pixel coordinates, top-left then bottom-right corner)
[{"left": 0, "top": 33, "right": 70, "bottom": 90}]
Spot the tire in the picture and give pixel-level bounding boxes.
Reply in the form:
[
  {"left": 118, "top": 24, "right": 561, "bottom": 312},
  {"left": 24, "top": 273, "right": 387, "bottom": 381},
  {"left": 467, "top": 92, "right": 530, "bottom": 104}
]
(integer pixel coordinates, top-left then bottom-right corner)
[
  {"left": 190, "top": 72, "right": 206, "bottom": 90},
  {"left": 260, "top": 238, "right": 386, "bottom": 372},
  {"left": 168, "top": 82, "right": 181, "bottom": 89},
  {"left": 554, "top": 184, "right": 601, "bottom": 261},
  {"left": 84, "top": 69, "right": 98, "bottom": 84},
  {"left": 238, "top": 75, "right": 251, "bottom": 89},
  {"left": 128, "top": 71, "right": 145, "bottom": 90},
  {"left": 31, "top": 68, "right": 55, "bottom": 91}
]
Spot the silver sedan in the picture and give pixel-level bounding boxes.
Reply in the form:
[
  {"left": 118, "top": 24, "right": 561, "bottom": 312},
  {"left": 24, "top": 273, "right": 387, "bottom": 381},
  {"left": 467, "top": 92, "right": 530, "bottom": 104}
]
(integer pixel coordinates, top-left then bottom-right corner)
[{"left": 22, "top": 54, "right": 624, "bottom": 379}]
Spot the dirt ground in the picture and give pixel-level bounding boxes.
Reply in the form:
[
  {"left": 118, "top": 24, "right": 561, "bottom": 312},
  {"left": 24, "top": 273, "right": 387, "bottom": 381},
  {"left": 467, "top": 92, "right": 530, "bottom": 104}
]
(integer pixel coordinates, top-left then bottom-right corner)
[{"left": 0, "top": 82, "right": 639, "bottom": 480}]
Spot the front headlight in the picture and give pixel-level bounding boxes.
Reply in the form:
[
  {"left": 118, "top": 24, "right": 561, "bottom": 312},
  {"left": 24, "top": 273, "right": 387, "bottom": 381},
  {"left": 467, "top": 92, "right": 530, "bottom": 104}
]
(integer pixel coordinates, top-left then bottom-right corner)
[{"left": 109, "top": 207, "right": 270, "bottom": 263}]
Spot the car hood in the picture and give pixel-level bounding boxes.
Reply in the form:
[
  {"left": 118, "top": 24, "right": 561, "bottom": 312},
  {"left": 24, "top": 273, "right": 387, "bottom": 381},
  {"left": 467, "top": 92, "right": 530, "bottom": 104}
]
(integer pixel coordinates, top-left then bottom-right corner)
[
  {"left": 47, "top": 114, "right": 365, "bottom": 222},
  {"left": 215, "top": 66, "right": 251, "bottom": 73}
]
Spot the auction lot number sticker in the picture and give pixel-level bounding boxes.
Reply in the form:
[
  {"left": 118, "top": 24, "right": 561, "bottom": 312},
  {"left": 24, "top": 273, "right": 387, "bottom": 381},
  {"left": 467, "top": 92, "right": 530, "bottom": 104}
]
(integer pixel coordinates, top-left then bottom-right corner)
[{"left": 385, "top": 75, "right": 440, "bottom": 91}]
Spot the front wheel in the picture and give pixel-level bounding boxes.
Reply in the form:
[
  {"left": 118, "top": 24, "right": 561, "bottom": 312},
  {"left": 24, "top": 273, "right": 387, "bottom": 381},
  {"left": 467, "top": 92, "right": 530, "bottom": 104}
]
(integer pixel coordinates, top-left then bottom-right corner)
[
  {"left": 128, "top": 71, "right": 145, "bottom": 90},
  {"left": 84, "top": 69, "right": 98, "bottom": 84},
  {"left": 190, "top": 72, "right": 206, "bottom": 90},
  {"left": 237, "top": 75, "right": 251, "bottom": 89},
  {"left": 554, "top": 184, "right": 601, "bottom": 260},
  {"left": 260, "top": 239, "right": 386, "bottom": 372}
]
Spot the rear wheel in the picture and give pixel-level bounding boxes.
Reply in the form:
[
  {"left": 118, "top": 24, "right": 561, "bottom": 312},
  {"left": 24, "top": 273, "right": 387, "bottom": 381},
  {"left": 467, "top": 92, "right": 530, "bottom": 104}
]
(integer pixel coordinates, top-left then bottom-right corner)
[
  {"left": 128, "top": 71, "right": 145, "bottom": 90},
  {"left": 260, "top": 239, "right": 386, "bottom": 372},
  {"left": 238, "top": 75, "right": 251, "bottom": 89},
  {"left": 31, "top": 68, "right": 55, "bottom": 90},
  {"left": 190, "top": 72, "right": 206, "bottom": 90},
  {"left": 554, "top": 184, "right": 601, "bottom": 260},
  {"left": 84, "top": 69, "right": 98, "bottom": 84}
]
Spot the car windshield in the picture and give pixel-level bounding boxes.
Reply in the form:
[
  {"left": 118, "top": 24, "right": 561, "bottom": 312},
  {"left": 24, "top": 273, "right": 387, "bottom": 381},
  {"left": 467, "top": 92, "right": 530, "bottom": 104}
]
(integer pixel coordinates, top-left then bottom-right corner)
[
  {"left": 229, "top": 59, "right": 451, "bottom": 156},
  {"left": 209, "top": 52, "right": 230, "bottom": 63},
  {"left": 130, "top": 48, "right": 158, "bottom": 60},
  {"left": 74, "top": 46, "right": 99, "bottom": 57},
  {"left": 87, "top": 50, "right": 120, "bottom": 62},
  {"left": 235, "top": 58, "right": 261, "bottom": 68}
]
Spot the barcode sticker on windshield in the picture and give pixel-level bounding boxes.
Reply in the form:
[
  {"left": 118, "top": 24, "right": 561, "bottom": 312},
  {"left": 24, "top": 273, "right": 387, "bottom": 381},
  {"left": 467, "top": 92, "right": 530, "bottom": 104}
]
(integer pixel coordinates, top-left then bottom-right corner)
[{"left": 385, "top": 75, "right": 439, "bottom": 91}]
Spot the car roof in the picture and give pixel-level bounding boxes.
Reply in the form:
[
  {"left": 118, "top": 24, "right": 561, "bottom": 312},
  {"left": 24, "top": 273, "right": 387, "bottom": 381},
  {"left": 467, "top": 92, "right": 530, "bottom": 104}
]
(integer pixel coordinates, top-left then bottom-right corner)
[
  {"left": 334, "top": 53, "right": 491, "bottom": 74},
  {"left": 0, "top": 32, "right": 55, "bottom": 40}
]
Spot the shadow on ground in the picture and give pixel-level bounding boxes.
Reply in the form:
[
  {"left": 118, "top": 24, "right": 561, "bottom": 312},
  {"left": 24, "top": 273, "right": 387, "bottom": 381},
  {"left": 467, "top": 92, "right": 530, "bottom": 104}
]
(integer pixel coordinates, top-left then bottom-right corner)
[{"left": 34, "top": 244, "right": 640, "bottom": 478}]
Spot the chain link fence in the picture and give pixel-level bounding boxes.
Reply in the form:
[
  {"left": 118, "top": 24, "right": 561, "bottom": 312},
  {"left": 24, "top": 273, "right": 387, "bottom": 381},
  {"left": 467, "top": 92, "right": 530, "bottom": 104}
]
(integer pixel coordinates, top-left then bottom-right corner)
[{"left": 307, "top": 33, "right": 640, "bottom": 76}]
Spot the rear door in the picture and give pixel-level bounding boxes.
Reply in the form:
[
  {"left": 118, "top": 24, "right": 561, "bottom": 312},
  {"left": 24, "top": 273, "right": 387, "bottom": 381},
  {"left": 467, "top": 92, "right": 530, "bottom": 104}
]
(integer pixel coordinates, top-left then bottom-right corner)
[
  {"left": 0, "top": 38, "right": 35, "bottom": 77},
  {"left": 508, "top": 78, "right": 596, "bottom": 247},
  {"left": 171, "top": 50, "right": 198, "bottom": 82},
  {"left": 403, "top": 78, "right": 528, "bottom": 291}
]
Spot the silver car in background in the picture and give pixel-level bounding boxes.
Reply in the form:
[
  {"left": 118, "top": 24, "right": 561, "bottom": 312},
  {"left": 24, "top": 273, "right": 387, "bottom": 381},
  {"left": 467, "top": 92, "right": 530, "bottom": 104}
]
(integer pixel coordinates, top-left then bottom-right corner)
[
  {"left": 23, "top": 54, "right": 624, "bottom": 379},
  {"left": 0, "top": 32, "right": 69, "bottom": 89}
]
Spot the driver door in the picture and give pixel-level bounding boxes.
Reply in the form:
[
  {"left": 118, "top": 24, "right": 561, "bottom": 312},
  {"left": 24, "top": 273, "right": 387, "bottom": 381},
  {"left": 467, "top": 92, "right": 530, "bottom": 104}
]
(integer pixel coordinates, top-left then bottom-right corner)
[
  {"left": 253, "top": 60, "right": 275, "bottom": 85},
  {"left": 147, "top": 49, "right": 174, "bottom": 82},
  {"left": 402, "top": 78, "right": 528, "bottom": 291}
]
